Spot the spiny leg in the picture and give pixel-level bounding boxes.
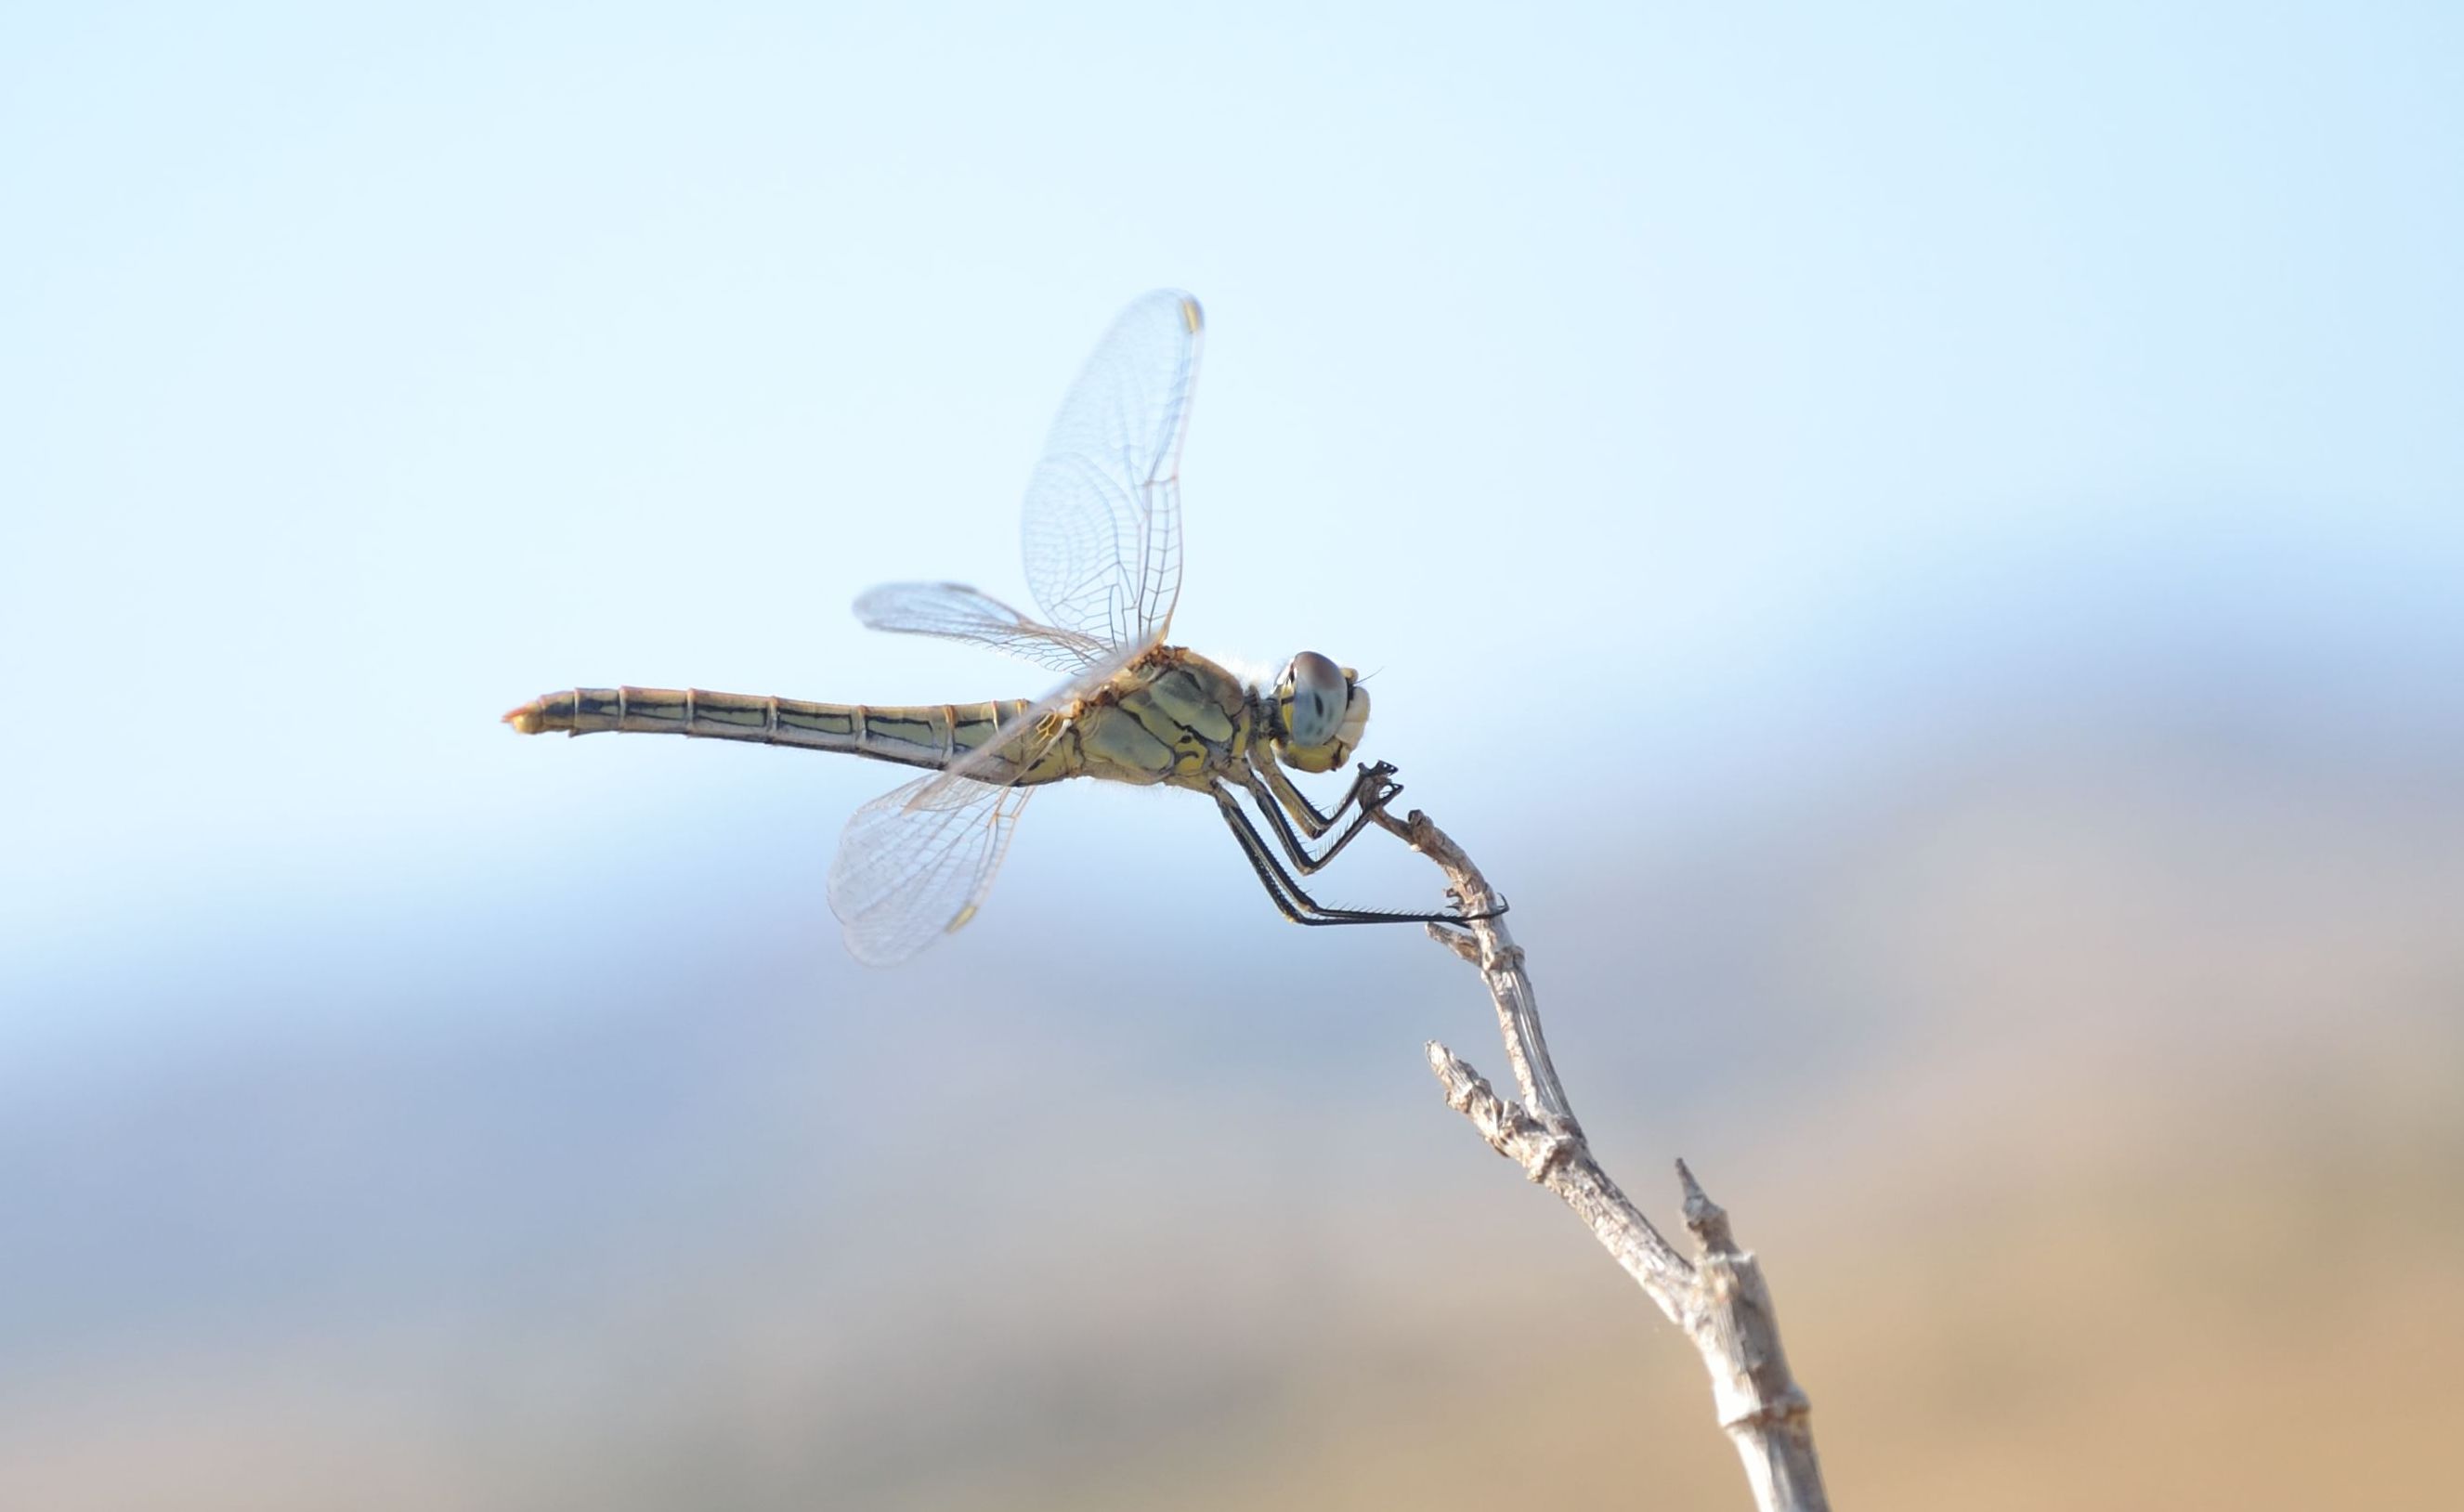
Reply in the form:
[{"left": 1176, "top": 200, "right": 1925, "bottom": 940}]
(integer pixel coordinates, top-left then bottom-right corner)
[
  {"left": 1210, "top": 784, "right": 1412, "bottom": 926},
  {"left": 1252, "top": 755, "right": 1398, "bottom": 840},
  {"left": 1209, "top": 782, "right": 1499, "bottom": 927},
  {"left": 1237, "top": 766, "right": 1395, "bottom": 876},
  {"left": 1211, "top": 785, "right": 1318, "bottom": 924}
]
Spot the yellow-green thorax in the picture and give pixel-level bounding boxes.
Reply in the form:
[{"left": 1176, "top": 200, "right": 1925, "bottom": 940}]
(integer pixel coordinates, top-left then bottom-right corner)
[{"left": 1036, "top": 645, "right": 1256, "bottom": 789}]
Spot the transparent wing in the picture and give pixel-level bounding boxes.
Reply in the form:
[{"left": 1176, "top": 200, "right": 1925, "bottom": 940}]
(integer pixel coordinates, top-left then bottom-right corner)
[
  {"left": 1022, "top": 289, "right": 1203, "bottom": 650},
  {"left": 828, "top": 637, "right": 1151, "bottom": 963},
  {"left": 854, "top": 580, "right": 1115, "bottom": 674},
  {"left": 828, "top": 773, "right": 1035, "bottom": 967}
]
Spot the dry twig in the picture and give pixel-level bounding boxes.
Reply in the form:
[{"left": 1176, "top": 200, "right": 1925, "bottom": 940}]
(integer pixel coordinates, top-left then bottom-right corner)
[{"left": 1372, "top": 803, "right": 1831, "bottom": 1512}]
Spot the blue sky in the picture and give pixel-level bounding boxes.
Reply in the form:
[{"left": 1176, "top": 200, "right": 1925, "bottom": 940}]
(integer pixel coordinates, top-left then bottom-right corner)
[{"left": 3, "top": 1, "right": 2458, "bottom": 1048}]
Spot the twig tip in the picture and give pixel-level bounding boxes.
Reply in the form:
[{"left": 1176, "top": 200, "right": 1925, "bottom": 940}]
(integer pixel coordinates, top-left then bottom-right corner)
[
  {"left": 1425, "top": 1041, "right": 1495, "bottom": 1119},
  {"left": 1677, "top": 1159, "right": 1735, "bottom": 1247},
  {"left": 1425, "top": 921, "right": 1483, "bottom": 963}
]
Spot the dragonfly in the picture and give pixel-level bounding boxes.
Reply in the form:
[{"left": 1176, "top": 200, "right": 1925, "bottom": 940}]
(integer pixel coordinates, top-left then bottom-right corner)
[{"left": 505, "top": 290, "right": 1496, "bottom": 965}]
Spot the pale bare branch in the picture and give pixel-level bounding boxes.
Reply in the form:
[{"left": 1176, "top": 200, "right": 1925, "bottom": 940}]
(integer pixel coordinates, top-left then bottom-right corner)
[{"left": 1373, "top": 802, "right": 1831, "bottom": 1512}]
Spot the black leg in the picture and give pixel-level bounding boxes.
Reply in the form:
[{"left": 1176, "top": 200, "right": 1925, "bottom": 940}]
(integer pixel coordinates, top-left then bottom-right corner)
[
  {"left": 1212, "top": 787, "right": 1317, "bottom": 923},
  {"left": 1210, "top": 783, "right": 1505, "bottom": 927},
  {"left": 1238, "top": 768, "right": 1391, "bottom": 875},
  {"left": 1254, "top": 757, "right": 1398, "bottom": 840}
]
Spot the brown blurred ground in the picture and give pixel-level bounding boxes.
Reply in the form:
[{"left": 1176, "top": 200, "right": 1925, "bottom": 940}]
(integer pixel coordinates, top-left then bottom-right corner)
[
  {"left": 7, "top": 727, "right": 2457, "bottom": 1510},
  {"left": 13, "top": 1021, "right": 2454, "bottom": 1512}
]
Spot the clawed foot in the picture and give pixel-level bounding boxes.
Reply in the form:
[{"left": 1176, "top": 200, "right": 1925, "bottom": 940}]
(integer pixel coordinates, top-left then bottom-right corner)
[
  {"left": 1356, "top": 760, "right": 1404, "bottom": 813},
  {"left": 1441, "top": 885, "right": 1509, "bottom": 924}
]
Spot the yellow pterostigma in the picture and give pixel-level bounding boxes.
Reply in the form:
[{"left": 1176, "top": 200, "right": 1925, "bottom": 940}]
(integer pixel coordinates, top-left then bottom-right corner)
[{"left": 505, "top": 291, "right": 1501, "bottom": 964}]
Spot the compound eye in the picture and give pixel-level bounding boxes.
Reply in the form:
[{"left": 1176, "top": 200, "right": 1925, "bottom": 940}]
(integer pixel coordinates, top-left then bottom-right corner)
[{"left": 1282, "top": 651, "right": 1349, "bottom": 748}]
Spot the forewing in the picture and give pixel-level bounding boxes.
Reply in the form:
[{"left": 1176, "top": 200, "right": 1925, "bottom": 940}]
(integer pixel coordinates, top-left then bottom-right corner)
[
  {"left": 828, "top": 773, "right": 1034, "bottom": 966},
  {"left": 1022, "top": 290, "right": 1203, "bottom": 650},
  {"left": 854, "top": 581, "right": 1114, "bottom": 673}
]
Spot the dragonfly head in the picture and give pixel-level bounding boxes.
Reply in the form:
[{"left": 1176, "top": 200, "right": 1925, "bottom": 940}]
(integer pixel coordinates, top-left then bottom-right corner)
[{"left": 1270, "top": 651, "right": 1370, "bottom": 773}]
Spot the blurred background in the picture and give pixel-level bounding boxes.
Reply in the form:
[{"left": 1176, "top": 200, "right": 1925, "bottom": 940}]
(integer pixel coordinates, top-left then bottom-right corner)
[{"left": 4, "top": 4, "right": 2458, "bottom": 1507}]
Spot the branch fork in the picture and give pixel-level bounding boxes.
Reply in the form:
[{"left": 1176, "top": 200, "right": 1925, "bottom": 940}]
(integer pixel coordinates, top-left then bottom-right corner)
[{"left": 1369, "top": 794, "right": 1831, "bottom": 1512}]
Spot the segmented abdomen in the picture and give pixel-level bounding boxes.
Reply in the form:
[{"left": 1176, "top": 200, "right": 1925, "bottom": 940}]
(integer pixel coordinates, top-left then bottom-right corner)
[{"left": 504, "top": 686, "right": 1052, "bottom": 777}]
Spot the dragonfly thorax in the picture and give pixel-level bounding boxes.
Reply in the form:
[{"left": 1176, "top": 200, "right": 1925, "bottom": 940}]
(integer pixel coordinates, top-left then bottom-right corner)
[{"left": 1267, "top": 651, "right": 1371, "bottom": 774}]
